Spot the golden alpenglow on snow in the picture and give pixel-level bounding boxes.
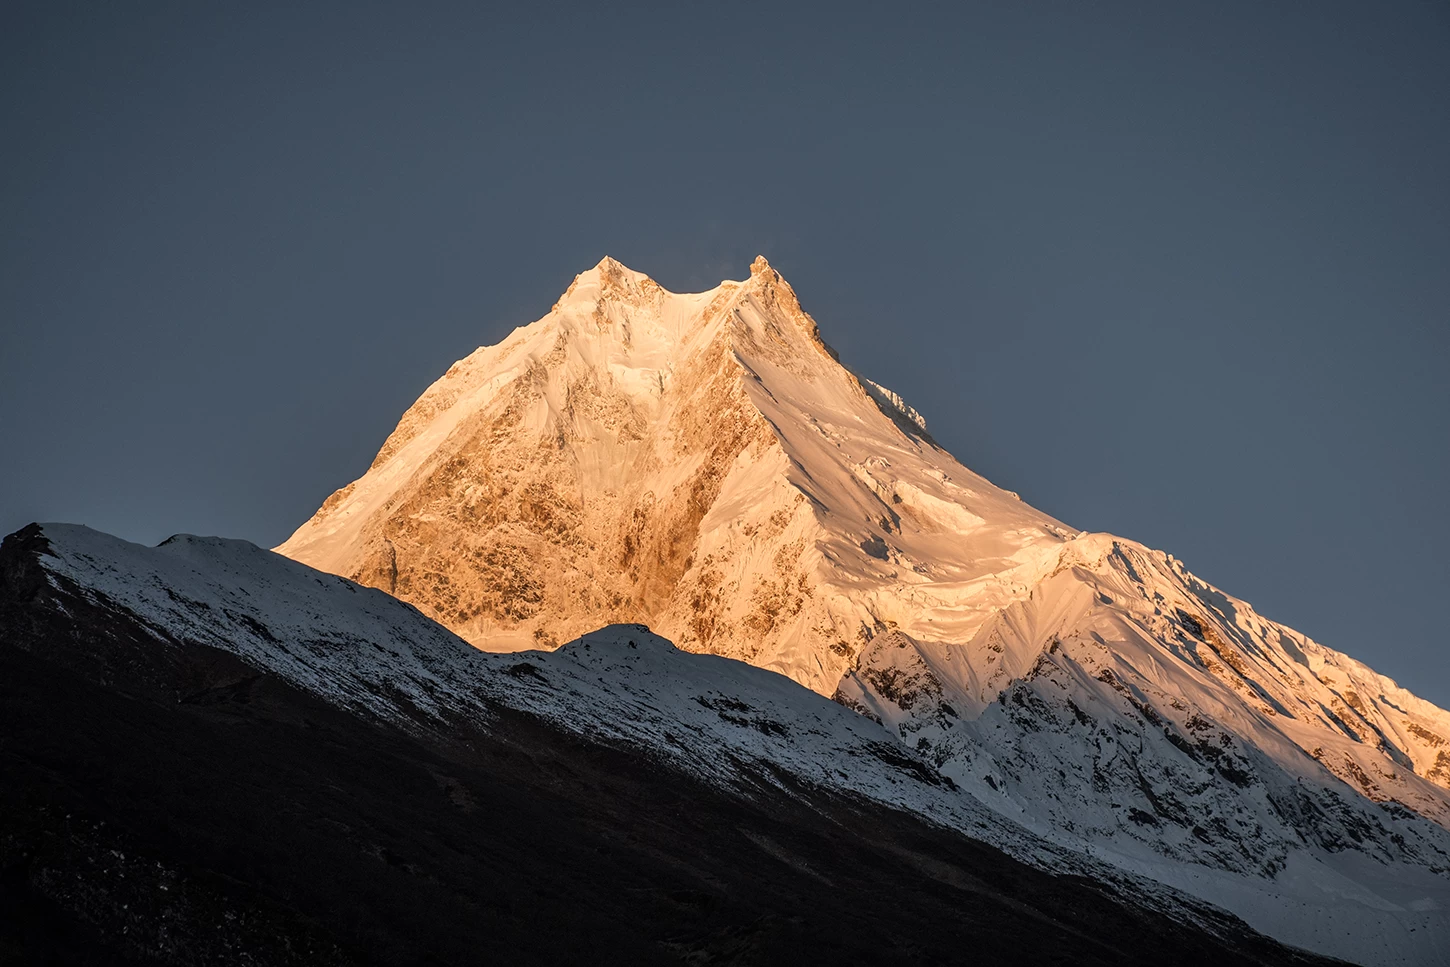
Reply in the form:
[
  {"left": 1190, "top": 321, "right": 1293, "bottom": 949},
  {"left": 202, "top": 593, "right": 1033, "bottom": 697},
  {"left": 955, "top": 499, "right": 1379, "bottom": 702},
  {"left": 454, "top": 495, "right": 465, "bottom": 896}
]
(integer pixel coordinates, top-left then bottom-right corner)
[
  {"left": 279, "top": 258, "right": 1450, "bottom": 965},
  {"left": 278, "top": 255, "right": 1073, "bottom": 688}
]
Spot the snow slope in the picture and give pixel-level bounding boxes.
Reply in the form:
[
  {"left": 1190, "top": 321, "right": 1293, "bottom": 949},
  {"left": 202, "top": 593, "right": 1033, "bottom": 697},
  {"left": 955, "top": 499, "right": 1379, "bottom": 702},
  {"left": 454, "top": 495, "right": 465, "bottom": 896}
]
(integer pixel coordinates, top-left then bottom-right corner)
[
  {"left": 21, "top": 525, "right": 1197, "bottom": 914},
  {"left": 835, "top": 533, "right": 1450, "bottom": 963},
  {"left": 24, "top": 523, "right": 1450, "bottom": 963},
  {"left": 270, "top": 257, "right": 1450, "bottom": 963},
  {"left": 30, "top": 521, "right": 1443, "bottom": 963},
  {"left": 28, "top": 523, "right": 1025, "bottom": 841}
]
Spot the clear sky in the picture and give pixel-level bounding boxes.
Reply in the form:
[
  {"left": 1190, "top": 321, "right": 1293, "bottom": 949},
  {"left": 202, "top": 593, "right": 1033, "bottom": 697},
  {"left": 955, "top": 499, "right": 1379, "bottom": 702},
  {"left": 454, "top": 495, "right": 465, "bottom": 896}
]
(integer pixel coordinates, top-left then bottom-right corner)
[{"left": 3, "top": 2, "right": 1447, "bottom": 705}]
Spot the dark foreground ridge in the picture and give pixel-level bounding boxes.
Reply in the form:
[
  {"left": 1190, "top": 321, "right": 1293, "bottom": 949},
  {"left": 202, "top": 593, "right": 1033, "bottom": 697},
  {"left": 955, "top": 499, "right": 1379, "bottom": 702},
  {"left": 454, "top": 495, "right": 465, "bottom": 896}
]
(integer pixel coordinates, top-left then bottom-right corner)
[{"left": 0, "top": 524, "right": 1340, "bottom": 966}]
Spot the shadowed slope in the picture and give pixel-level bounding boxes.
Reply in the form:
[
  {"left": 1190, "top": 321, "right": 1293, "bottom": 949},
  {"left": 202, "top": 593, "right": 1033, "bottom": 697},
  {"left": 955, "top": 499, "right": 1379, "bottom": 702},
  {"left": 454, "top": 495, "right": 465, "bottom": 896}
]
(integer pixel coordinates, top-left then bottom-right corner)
[{"left": 0, "top": 522, "right": 1339, "bottom": 966}]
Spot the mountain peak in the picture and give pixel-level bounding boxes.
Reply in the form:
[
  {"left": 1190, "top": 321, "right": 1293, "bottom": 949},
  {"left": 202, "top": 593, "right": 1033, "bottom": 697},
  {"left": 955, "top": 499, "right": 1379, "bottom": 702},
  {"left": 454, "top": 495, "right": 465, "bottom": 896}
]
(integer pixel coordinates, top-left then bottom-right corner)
[
  {"left": 588, "top": 254, "right": 635, "bottom": 278},
  {"left": 580, "top": 254, "right": 651, "bottom": 285},
  {"left": 557, "top": 255, "right": 661, "bottom": 310},
  {"left": 558, "top": 256, "right": 789, "bottom": 312}
]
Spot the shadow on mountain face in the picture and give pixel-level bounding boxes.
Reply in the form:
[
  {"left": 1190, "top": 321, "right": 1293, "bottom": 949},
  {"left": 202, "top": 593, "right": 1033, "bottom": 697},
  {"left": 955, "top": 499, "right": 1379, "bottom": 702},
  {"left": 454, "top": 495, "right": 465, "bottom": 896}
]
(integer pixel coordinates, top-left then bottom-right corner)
[{"left": 0, "top": 532, "right": 1341, "bottom": 967}]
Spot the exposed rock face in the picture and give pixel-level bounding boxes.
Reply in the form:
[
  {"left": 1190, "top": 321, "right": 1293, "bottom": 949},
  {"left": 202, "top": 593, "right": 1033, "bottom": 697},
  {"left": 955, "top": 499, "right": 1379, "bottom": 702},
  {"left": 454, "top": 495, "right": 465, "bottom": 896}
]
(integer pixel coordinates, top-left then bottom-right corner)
[{"left": 277, "top": 257, "right": 1450, "bottom": 963}]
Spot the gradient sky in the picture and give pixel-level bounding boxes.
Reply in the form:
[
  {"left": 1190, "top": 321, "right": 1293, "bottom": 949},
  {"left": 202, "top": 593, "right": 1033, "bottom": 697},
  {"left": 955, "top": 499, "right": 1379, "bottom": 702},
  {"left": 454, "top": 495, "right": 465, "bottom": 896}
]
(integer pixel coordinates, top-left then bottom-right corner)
[{"left": 3, "top": 3, "right": 1447, "bottom": 705}]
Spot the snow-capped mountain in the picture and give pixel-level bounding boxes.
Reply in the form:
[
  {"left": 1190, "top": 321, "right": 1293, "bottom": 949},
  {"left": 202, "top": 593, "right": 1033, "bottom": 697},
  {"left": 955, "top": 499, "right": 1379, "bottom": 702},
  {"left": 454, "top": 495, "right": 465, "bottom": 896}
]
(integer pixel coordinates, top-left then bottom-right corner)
[{"left": 271, "top": 256, "right": 1450, "bottom": 963}]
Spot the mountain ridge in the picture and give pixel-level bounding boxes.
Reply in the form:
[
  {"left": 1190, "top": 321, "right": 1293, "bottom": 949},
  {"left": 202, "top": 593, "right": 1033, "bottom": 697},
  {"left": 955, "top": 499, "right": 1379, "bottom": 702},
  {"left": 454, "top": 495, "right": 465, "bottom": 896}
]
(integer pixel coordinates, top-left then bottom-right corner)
[
  {"left": 0, "top": 520, "right": 1349, "bottom": 965},
  {"left": 269, "top": 257, "right": 1450, "bottom": 963}
]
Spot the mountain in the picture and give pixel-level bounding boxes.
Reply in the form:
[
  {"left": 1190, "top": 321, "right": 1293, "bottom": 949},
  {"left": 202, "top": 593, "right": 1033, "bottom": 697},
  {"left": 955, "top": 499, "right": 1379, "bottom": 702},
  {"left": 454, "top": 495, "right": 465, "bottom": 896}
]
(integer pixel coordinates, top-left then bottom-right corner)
[
  {"left": 275, "top": 256, "right": 1450, "bottom": 964},
  {"left": 0, "top": 522, "right": 1337, "bottom": 966},
  {"left": 276, "top": 256, "right": 1071, "bottom": 688}
]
